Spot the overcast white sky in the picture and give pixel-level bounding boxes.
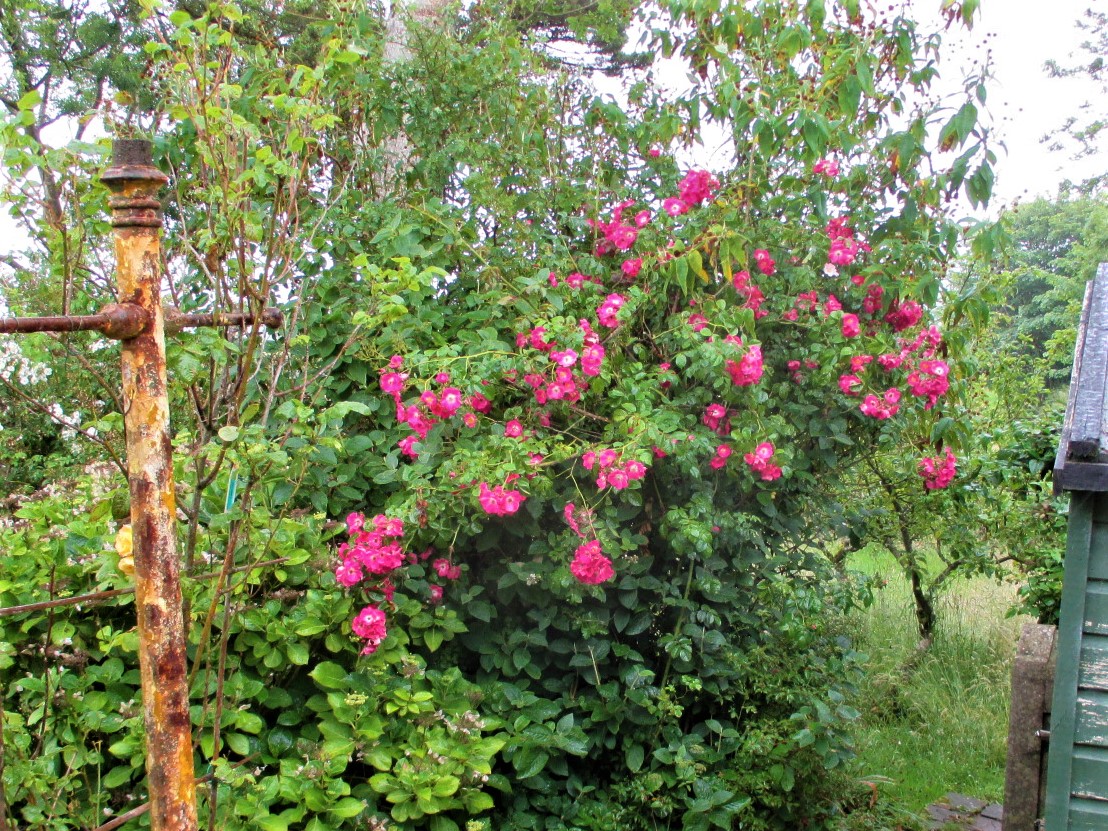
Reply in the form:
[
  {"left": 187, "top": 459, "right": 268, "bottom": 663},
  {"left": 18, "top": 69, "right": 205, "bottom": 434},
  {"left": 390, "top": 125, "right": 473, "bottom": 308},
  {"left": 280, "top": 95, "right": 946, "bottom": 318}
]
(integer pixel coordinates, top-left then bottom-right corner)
[
  {"left": 601, "top": 0, "right": 1103, "bottom": 215},
  {"left": 933, "top": 0, "right": 1102, "bottom": 207}
]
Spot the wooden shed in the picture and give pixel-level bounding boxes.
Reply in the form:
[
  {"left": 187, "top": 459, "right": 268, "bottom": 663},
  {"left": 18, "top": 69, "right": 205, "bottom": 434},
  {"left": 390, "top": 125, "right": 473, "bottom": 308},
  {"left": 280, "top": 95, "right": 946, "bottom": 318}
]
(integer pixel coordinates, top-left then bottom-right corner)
[{"left": 1045, "top": 263, "right": 1108, "bottom": 830}]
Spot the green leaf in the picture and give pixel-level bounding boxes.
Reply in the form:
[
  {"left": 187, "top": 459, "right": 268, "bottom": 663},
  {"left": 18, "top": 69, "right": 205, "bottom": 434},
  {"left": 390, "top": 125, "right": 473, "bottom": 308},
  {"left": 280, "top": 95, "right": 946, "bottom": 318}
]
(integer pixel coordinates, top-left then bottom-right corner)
[
  {"left": 513, "top": 747, "right": 549, "bottom": 779},
  {"left": 465, "top": 791, "right": 495, "bottom": 812},
  {"left": 16, "top": 90, "right": 41, "bottom": 111},
  {"left": 256, "top": 816, "right": 288, "bottom": 831},
  {"left": 432, "top": 776, "right": 460, "bottom": 797},
  {"left": 626, "top": 744, "right": 645, "bottom": 772},
  {"left": 101, "top": 765, "right": 133, "bottom": 789},
  {"left": 286, "top": 641, "right": 310, "bottom": 665},
  {"left": 309, "top": 661, "right": 347, "bottom": 689},
  {"left": 329, "top": 797, "right": 366, "bottom": 819},
  {"left": 225, "top": 732, "right": 251, "bottom": 756},
  {"left": 424, "top": 627, "right": 444, "bottom": 652},
  {"left": 430, "top": 817, "right": 460, "bottom": 831}
]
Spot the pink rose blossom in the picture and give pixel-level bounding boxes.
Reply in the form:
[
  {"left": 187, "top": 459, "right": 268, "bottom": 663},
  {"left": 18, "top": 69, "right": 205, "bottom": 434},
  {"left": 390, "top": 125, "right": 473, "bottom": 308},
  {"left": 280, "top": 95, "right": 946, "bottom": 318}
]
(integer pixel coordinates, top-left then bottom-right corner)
[
  {"left": 570, "top": 539, "right": 614, "bottom": 584},
  {"left": 352, "top": 605, "right": 388, "bottom": 655},
  {"left": 709, "top": 444, "right": 732, "bottom": 470},
  {"left": 380, "top": 372, "right": 407, "bottom": 394},
  {"left": 753, "top": 249, "right": 775, "bottom": 276},
  {"left": 919, "top": 447, "right": 957, "bottom": 490},
  {"left": 607, "top": 469, "right": 630, "bottom": 490},
  {"left": 839, "top": 374, "right": 863, "bottom": 395},
  {"left": 743, "top": 442, "right": 781, "bottom": 481},
  {"left": 663, "top": 197, "right": 689, "bottom": 217},
  {"left": 726, "top": 345, "right": 764, "bottom": 386},
  {"left": 477, "top": 482, "right": 526, "bottom": 516},
  {"left": 841, "top": 313, "right": 860, "bottom": 338},
  {"left": 677, "top": 170, "right": 720, "bottom": 205}
]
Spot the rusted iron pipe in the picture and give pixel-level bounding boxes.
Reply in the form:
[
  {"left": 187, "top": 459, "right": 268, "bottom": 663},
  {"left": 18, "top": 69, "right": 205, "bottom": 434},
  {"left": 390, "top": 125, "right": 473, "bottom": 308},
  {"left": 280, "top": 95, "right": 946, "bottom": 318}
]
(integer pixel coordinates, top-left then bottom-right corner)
[
  {"left": 164, "top": 306, "right": 283, "bottom": 334},
  {"left": 0, "top": 303, "right": 148, "bottom": 339},
  {"left": 102, "top": 138, "right": 198, "bottom": 831}
]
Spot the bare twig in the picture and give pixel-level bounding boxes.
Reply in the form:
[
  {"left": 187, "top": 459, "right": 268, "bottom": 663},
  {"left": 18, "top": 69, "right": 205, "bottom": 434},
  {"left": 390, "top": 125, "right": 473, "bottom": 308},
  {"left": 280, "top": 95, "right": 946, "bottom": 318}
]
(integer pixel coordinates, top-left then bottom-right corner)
[{"left": 0, "top": 557, "right": 291, "bottom": 619}]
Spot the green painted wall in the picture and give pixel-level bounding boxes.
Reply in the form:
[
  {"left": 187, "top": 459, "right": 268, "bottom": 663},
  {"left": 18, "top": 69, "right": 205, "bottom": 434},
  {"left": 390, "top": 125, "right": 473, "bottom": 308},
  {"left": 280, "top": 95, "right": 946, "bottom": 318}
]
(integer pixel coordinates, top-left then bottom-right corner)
[{"left": 1046, "top": 492, "right": 1108, "bottom": 829}]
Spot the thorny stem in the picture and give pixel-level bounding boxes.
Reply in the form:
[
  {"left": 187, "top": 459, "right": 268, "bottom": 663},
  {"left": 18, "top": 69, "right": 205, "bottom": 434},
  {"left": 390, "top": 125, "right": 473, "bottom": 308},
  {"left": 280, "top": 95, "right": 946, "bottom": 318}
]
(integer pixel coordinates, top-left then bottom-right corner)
[
  {"left": 206, "top": 598, "right": 235, "bottom": 831},
  {"left": 0, "top": 707, "right": 9, "bottom": 831},
  {"left": 0, "top": 558, "right": 291, "bottom": 619}
]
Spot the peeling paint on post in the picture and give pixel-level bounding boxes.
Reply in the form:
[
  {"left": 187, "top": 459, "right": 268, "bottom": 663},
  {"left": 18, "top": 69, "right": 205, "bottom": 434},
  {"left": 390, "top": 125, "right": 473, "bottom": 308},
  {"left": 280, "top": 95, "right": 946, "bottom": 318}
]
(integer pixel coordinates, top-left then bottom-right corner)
[{"left": 101, "top": 139, "right": 198, "bottom": 831}]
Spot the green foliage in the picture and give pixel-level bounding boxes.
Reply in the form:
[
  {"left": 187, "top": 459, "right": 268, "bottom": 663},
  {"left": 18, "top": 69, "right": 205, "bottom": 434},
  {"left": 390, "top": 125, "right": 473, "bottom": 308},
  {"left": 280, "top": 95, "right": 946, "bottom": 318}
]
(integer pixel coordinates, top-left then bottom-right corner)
[{"left": 989, "top": 195, "right": 1108, "bottom": 383}]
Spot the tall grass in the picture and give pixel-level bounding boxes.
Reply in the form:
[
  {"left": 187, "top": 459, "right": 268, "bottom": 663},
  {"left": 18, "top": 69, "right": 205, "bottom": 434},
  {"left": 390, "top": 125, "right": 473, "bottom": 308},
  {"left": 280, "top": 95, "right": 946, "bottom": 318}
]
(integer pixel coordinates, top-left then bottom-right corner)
[{"left": 842, "top": 546, "right": 1027, "bottom": 819}]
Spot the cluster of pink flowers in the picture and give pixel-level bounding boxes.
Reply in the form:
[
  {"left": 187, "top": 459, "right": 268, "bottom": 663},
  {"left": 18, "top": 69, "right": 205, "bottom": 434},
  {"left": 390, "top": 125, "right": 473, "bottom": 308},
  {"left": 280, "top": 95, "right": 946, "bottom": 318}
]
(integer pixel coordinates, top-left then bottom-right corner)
[
  {"left": 589, "top": 199, "right": 651, "bottom": 255},
  {"left": 570, "top": 539, "right": 615, "bottom": 584},
  {"left": 825, "top": 217, "right": 869, "bottom": 269},
  {"left": 841, "top": 319, "right": 951, "bottom": 418},
  {"left": 597, "top": 293, "right": 626, "bottom": 328},
  {"left": 664, "top": 169, "right": 721, "bottom": 216},
  {"left": 710, "top": 444, "right": 733, "bottom": 470},
  {"left": 336, "top": 512, "right": 461, "bottom": 653},
  {"left": 561, "top": 502, "right": 613, "bottom": 584},
  {"left": 582, "top": 448, "right": 649, "bottom": 490},
  {"left": 516, "top": 320, "right": 606, "bottom": 406},
  {"left": 813, "top": 157, "right": 840, "bottom": 177},
  {"left": 884, "top": 299, "right": 923, "bottom": 332},
  {"left": 906, "top": 359, "right": 950, "bottom": 409},
  {"left": 381, "top": 359, "right": 494, "bottom": 458},
  {"left": 726, "top": 344, "right": 764, "bottom": 386},
  {"left": 335, "top": 512, "right": 406, "bottom": 588},
  {"left": 919, "top": 447, "right": 957, "bottom": 490},
  {"left": 753, "top": 249, "right": 775, "bottom": 276},
  {"left": 732, "top": 270, "right": 768, "bottom": 319},
  {"left": 743, "top": 442, "right": 782, "bottom": 481},
  {"left": 702, "top": 403, "right": 730, "bottom": 436},
  {"left": 352, "top": 605, "right": 388, "bottom": 655},
  {"left": 478, "top": 480, "right": 526, "bottom": 515},
  {"left": 859, "top": 388, "right": 901, "bottom": 419},
  {"left": 862, "top": 284, "right": 884, "bottom": 314}
]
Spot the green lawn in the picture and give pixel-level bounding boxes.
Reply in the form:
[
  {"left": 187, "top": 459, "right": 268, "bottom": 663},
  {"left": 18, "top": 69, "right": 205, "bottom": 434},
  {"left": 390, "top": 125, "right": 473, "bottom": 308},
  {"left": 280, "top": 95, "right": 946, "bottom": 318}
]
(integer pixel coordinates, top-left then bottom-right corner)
[{"left": 838, "top": 546, "right": 1028, "bottom": 827}]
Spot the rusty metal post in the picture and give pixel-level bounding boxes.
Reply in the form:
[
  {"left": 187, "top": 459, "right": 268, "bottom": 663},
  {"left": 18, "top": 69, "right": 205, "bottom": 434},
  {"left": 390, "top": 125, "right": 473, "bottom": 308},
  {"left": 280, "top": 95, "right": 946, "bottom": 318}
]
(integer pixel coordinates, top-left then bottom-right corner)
[{"left": 101, "top": 139, "right": 198, "bottom": 831}]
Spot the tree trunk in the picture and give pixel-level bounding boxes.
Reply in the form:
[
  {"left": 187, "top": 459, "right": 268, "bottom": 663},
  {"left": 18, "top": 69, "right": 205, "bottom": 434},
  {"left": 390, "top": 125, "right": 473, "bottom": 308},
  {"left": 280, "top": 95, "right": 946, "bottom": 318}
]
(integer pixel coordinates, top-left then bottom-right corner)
[{"left": 374, "top": 0, "right": 450, "bottom": 195}]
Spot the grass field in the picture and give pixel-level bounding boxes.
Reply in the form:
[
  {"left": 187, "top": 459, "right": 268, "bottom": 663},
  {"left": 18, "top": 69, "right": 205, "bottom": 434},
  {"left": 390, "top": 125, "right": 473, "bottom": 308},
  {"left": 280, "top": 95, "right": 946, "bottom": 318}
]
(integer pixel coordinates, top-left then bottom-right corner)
[{"left": 838, "top": 546, "right": 1029, "bottom": 827}]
